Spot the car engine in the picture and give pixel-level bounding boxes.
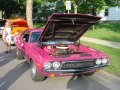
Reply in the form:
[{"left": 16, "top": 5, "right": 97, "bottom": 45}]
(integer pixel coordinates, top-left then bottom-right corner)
[
  {"left": 45, "top": 44, "right": 74, "bottom": 55},
  {"left": 44, "top": 43, "right": 91, "bottom": 57}
]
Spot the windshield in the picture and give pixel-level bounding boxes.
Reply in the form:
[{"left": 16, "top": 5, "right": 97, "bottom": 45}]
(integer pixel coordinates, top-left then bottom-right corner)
[{"left": 30, "top": 32, "right": 41, "bottom": 43}]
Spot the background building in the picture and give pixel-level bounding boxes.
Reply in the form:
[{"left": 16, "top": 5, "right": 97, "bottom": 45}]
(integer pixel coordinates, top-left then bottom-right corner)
[{"left": 98, "top": 6, "right": 120, "bottom": 21}]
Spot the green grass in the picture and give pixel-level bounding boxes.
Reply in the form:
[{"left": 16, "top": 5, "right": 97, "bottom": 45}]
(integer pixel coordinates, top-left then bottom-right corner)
[
  {"left": 84, "top": 23, "right": 120, "bottom": 42},
  {"left": 81, "top": 41, "right": 120, "bottom": 77}
]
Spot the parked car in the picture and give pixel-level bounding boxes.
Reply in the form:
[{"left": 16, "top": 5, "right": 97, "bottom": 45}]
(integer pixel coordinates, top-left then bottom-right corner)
[
  {"left": 0, "top": 19, "right": 6, "bottom": 36},
  {"left": 2, "top": 18, "right": 29, "bottom": 44},
  {"left": 14, "top": 14, "right": 109, "bottom": 82}
]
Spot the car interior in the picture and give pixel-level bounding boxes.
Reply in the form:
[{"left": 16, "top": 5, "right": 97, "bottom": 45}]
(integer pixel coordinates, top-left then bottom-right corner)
[{"left": 22, "top": 31, "right": 30, "bottom": 42}]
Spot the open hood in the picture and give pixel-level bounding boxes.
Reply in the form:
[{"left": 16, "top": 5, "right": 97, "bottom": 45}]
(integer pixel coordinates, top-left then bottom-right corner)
[
  {"left": 38, "top": 14, "right": 101, "bottom": 43},
  {"left": 11, "top": 18, "right": 28, "bottom": 27}
]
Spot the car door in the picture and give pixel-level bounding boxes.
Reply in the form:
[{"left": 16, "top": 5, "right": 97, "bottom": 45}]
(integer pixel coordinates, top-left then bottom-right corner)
[
  {"left": 25, "top": 31, "right": 42, "bottom": 62},
  {"left": 20, "top": 30, "right": 30, "bottom": 57}
]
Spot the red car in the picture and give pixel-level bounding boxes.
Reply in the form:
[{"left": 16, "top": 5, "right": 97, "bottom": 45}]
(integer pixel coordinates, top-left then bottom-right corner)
[{"left": 14, "top": 14, "right": 109, "bottom": 82}]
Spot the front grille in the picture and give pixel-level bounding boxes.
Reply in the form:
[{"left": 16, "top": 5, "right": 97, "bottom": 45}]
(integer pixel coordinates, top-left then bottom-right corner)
[{"left": 61, "top": 61, "right": 95, "bottom": 69}]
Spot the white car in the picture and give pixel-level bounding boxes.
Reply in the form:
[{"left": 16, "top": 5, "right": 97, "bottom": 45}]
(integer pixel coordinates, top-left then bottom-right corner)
[{"left": 0, "top": 19, "right": 6, "bottom": 36}]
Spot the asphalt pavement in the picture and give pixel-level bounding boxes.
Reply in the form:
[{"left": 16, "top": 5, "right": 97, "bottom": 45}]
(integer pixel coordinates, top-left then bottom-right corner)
[{"left": 0, "top": 39, "right": 120, "bottom": 90}]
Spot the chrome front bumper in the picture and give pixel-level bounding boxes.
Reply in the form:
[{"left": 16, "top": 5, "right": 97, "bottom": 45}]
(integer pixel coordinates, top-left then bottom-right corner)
[{"left": 43, "top": 64, "right": 109, "bottom": 74}]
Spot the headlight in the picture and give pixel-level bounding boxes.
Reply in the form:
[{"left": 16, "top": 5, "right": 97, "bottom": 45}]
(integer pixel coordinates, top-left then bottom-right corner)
[
  {"left": 44, "top": 62, "right": 52, "bottom": 69},
  {"left": 102, "top": 59, "right": 108, "bottom": 64},
  {"left": 53, "top": 62, "right": 61, "bottom": 69},
  {"left": 96, "top": 59, "right": 102, "bottom": 65}
]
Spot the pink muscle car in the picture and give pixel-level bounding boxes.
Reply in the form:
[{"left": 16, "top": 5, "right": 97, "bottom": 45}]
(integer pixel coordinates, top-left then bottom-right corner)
[{"left": 14, "top": 14, "right": 109, "bottom": 82}]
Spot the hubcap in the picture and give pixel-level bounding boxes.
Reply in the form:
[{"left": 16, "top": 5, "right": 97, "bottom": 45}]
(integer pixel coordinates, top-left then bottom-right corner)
[
  {"left": 16, "top": 51, "right": 18, "bottom": 56},
  {"left": 31, "top": 63, "right": 36, "bottom": 78}
]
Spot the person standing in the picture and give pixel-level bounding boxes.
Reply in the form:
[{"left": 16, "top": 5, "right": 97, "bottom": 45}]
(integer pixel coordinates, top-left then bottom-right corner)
[{"left": 4, "top": 22, "right": 12, "bottom": 53}]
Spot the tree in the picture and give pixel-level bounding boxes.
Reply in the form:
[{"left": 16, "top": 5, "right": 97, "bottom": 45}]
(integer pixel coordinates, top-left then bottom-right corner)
[
  {"left": 78, "top": 0, "right": 105, "bottom": 15},
  {"left": 26, "top": 0, "right": 33, "bottom": 28},
  {"left": 33, "top": 0, "right": 50, "bottom": 24},
  {"left": 72, "top": 0, "right": 85, "bottom": 14},
  {"left": 104, "top": 0, "right": 120, "bottom": 6},
  {"left": 48, "top": 0, "right": 120, "bottom": 14},
  {"left": 0, "top": 0, "right": 26, "bottom": 18},
  {"left": 34, "top": 2, "right": 55, "bottom": 21},
  {"left": 55, "top": 0, "right": 65, "bottom": 13},
  {"left": 60, "top": 0, "right": 85, "bottom": 14}
]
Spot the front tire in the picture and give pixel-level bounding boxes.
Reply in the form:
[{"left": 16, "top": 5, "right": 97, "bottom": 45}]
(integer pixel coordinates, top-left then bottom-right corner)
[
  {"left": 31, "top": 61, "right": 46, "bottom": 82},
  {"left": 16, "top": 49, "right": 23, "bottom": 60}
]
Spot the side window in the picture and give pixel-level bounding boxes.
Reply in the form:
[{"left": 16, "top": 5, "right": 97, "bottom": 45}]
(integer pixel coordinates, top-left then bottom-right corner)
[
  {"left": 30, "top": 32, "right": 41, "bottom": 43},
  {"left": 22, "top": 30, "right": 30, "bottom": 43}
]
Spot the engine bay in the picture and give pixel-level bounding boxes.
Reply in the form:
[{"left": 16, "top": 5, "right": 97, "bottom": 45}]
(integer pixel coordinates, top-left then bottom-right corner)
[{"left": 43, "top": 44, "right": 90, "bottom": 57}]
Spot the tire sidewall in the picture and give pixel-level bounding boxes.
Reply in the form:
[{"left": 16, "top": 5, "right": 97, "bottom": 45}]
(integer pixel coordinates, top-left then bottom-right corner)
[{"left": 16, "top": 48, "right": 23, "bottom": 60}]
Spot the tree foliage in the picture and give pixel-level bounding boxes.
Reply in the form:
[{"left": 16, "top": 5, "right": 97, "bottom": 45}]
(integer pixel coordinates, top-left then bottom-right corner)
[
  {"left": 33, "top": 1, "right": 54, "bottom": 21},
  {"left": 55, "top": 0, "right": 65, "bottom": 13},
  {"left": 105, "top": 0, "right": 120, "bottom": 6},
  {"left": 0, "top": 0, "right": 119, "bottom": 18},
  {"left": 46, "top": 0, "right": 120, "bottom": 14},
  {"left": 77, "top": 0, "right": 105, "bottom": 15},
  {"left": 0, "top": 0, "right": 26, "bottom": 18}
]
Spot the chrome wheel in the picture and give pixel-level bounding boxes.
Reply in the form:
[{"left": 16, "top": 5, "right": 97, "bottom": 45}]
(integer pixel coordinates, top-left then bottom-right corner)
[
  {"left": 30, "top": 61, "right": 46, "bottom": 82},
  {"left": 31, "top": 62, "right": 37, "bottom": 78}
]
